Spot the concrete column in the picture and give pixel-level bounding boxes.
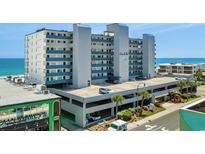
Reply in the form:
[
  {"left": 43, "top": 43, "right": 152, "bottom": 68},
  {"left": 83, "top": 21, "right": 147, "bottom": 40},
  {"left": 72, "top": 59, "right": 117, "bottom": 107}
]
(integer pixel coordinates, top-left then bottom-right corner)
[
  {"left": 82, "top": 103, "right": 86, "bottom": 127},
  {"left": 111, "top": 108, "right": 114, "bottom": 116}
]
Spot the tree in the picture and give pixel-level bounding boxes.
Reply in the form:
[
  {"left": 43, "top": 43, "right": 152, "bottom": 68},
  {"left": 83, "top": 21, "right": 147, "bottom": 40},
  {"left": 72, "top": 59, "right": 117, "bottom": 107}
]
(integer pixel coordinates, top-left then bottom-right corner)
[
  {"left": 187, "top": 81, "right": 198, "bottom": 93},
  {"left": 194, "top": 70, "right": 203, "bottom": 81},
  {"left": 111, "top": 95, "right": 125, "bottom": 118},
  {"left": 138, "top": 91, "right": 151, "bottom": 108},
  {"left": 178, "top": 81, "right": 187, "bottom": 93}
]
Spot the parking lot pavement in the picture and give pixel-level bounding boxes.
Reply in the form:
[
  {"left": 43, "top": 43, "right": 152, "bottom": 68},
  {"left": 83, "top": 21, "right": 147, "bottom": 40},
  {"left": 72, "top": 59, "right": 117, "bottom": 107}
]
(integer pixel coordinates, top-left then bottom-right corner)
[
  {"left": 130, "top": 110, "right": 179, "bottom": 131},
  {"left": 197, "top": 85, "right": 205, "bottom": 96}
]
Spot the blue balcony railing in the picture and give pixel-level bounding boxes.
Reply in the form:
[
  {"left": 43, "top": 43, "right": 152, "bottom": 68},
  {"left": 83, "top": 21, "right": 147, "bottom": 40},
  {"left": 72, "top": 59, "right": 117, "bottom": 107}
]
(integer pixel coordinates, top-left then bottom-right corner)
[
  {"left": 46, "top": 72, "right": 72, "bottom": 76},
  {"left": 92, "top": 69, "right": 113, "bottom": 73},
  {"left": 129, "top": 67, "right": 143, "bottom": 71},
  {"left": 91, "top": 38, "right": 113, "bottom": 42},
  {"left": 91, "top": 63, "right": 113, "bottom": 67},
  {"left": 92, "top": 57, "right": 113, "bottom": 61},
  {"left": 47, "top": 50, "right": 72, "bottom": 54},
  {"left": 129, "top": 52, "right": 142, "bottom": 56},
  {"left": 46, "top": 57, "right": 72, "bottom": 61},
  {"left": 46, "top": 65, "right": 72, "bottom": 69},
  {"left": 46, "top": 35, "right": 73, "bottom": 40},
  {"left": 129, "top": 72, "right": 143, "bottom": 76},
  {"left": 46, "top": 79, "right": 72, "bottom": 85},
  {"left": 129, "top": 57, "right": 142, "bottom": 61},
  {"left": 92, "top": 51, "right": 114, "bottom": 55},
  {"left": 129, "top": 62, "right": 143, "bottom": 65}
]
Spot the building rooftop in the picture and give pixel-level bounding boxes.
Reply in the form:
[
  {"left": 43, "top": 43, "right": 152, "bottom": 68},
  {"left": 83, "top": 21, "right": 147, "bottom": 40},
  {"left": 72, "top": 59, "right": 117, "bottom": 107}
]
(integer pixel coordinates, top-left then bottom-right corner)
[
  {"left": 0, "top": 79, "right": 60, "bottom": 107},
  {"left": 51, "top": 77, "right": 177, "bottom": 99},
  {"left": 159, "top": 63, "right": 197, "bottom": 66}
]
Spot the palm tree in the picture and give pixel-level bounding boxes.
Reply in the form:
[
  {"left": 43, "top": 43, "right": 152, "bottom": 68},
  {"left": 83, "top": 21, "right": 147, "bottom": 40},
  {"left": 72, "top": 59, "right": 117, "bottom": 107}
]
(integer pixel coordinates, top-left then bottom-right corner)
[
  {"left": 187, "top": 81, "right": 198, "bottom": 93},
  {"left": 111, "top": 95, "right": 125, "bottom": 118},
  {"left": 138, "top": 91, "right": 151, "bottom": 108},
  {"left": 194, "top": 70, "right": 203, "bottom": 81},
  {"left": 178, "top": 81, "right": 187, "bottom": 93}
]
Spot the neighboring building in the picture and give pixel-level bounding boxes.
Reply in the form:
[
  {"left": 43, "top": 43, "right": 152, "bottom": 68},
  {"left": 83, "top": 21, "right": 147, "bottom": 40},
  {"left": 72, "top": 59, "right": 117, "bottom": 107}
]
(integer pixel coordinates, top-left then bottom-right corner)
[
  {"left": 25, "top": 23, "right": 156, "bottom": 88},
  {"left": 180, "top": 98, "right": 205, "bottom": 131},
  {"left": 158, "top": 63, "right": 199, "bottom": 78},
  {"left": 50, "top": 77, "right": 178, "bottom": 128},
  {"left": 198, "top": 63, "right": 205, "bottom": 71},
  {"left": 0, "top": 79, "right": 61, "bottom": 131}
]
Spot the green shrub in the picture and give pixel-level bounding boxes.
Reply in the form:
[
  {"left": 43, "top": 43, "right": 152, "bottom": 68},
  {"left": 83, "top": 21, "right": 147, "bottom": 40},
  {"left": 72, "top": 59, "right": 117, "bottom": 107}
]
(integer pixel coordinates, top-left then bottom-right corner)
[
  {"left": 154, "top": 101, "right": 161, "bottom": 107},
  {"left": 135, "top": 106, "right": 143, "bottom": 116},
  {"left": 121, "top": 110, "right": 133, "bottom": 121},
  {"left": 181, "top": 94, "right": 190, "bottom": 99},
  {"left": 128, "top": 108, "right": 135, "bottom": 114},
  {"left": 143, "top": 106, "right": 149, "bottom": 111},
  {"left": 117, "top": 112, "right": 124, "bottom": 119},
  {"left": 190, "top": 94, "right": 197, "bottom": 98}
]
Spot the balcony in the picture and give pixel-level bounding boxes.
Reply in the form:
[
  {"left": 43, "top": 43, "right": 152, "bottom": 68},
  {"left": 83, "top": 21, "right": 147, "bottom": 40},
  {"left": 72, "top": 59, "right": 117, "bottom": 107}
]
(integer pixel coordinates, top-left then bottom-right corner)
[
  {"left": 46, "top": 79, "right": 72, "bottom": 85},
  {"left": 92, "top": 51, "right": 114, "bottom": 55},
  {"left": 92, "top": 69, "right": 113, "bottom": 73},
  {"left": 91, "top": 38, "right": 113, "bottom": 43},
  {"left": 92, "top": 63, "right": 113, "bottom": 67},
  {"left": 46, "top": 65, "right": 72, "bottom": 69},
  {"left": 129, "top": 52, "right": 143, "bottom": 56},
  {"left": 91, "top": 76, "right": 108, "bottom": 80},
  {"left": 46, "top": 57, "right": 72, "bottom": 61},
  {"left": 46, "top": 72, "right": 72, "bottom": 76},
  {"left": 129, "top": 57, "right": 143, "bottom": 61},
  {"left": 46, "top": 34, "right": 73, "bottom": 40},
  {"left": 129, "top": 62, "right": 142, "bottom": 65},
  {"left": 46, "top": 50, "right": 72, "bottom": 54},
  {"left": 129, "top": 67, "right": 143, "bottom": 71},
  {"left": 91, "top": 57, "right": 113, "bottom": 61},
  {"left": 129, "top": 72, "right": 143, "bottom": 76}
]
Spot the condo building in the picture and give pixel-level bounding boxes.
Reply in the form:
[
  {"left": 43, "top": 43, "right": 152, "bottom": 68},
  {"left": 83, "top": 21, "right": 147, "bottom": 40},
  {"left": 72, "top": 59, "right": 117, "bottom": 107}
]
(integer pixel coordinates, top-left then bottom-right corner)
[
  {"left": 158, "top": 63, "right": 199, "bottom": 77},
  {"left": 25, "top": 23, "right": 156, "bottom": 88}
]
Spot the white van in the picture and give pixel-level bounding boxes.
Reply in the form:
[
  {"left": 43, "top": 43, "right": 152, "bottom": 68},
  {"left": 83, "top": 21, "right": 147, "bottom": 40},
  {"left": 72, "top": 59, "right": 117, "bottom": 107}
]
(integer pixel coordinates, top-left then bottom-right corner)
[{"left": 108, "top": 120, "right": 128, "bottom": 131}]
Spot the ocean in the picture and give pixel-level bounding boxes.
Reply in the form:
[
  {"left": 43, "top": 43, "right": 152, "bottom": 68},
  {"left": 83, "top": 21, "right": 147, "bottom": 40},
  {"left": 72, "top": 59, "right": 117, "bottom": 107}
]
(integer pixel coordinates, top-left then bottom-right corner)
[{"left": 0, "top": 58, "right": 205, "bottom": 76}]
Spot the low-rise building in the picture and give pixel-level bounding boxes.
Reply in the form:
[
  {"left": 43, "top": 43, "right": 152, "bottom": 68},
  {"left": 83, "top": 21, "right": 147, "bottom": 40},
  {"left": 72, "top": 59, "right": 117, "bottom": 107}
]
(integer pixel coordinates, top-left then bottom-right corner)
[
  {"left": 50, "top": 77, "right": 178, "bottom": 128},
  {"left": 180, "top": 98, "right": 205, "bottom": 131},
  {"left": 158, "top": 63, "right": 199, "bottom": 78},
  {"left": 0, "top": 79, "right": 61, "bottom": 131}
]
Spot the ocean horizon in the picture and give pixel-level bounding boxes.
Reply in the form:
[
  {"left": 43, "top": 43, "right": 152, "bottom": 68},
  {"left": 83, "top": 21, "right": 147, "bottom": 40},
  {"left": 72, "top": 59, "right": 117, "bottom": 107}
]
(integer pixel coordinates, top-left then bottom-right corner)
[{"left": 0, "top": 58, "right": 205, "bottom": 76}]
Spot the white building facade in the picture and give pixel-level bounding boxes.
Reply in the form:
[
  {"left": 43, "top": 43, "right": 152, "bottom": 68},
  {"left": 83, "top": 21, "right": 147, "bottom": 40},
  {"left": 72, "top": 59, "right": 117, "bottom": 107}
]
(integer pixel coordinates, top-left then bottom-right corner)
[{"left": 25, "top": 23, "right": 156, "bottom": 88}]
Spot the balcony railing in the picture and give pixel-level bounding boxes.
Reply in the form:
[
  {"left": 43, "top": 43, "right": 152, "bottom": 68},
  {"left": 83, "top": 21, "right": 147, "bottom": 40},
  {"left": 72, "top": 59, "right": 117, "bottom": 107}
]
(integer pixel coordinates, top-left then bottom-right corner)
[
  {"left": 91, "top": 57, "right": 113, "bottom": 61},
  {"left": 92, "top": 51, "right": 114, "bottom": 55},
  {"left": 46, "top": 72, "right": 72, "bottom": 76},
  {"left": 46, "top": 57, "right": 72, "bottom": 61},
  {"left": 92, "top": 69, "right": 113, "bottom": 73},
  {"left": 46, "top": 35, "right": 73, "bottom": 40},
  {"left": 46, "top": 50, "right": 72, "bottom": 54},
  {"left": 46, "top": 79, "right": 72, "bottom": 85},
  {"left": 46, "top": 65, "right": 72, "bottom": 69},
  {"left": 91, "top": 63, "right": 113, "bottom": 67}
]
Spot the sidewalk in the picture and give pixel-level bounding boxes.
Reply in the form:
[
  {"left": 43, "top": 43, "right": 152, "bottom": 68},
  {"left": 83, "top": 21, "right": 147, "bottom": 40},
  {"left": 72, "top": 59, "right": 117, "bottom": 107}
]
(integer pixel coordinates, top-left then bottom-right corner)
[{"left": 127, "top": 96, "right": 204, "bottom": 130}]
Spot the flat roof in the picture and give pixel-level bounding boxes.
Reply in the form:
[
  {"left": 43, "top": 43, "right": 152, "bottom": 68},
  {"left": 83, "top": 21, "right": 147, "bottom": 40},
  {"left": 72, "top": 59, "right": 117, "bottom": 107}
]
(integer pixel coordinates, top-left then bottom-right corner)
[
  {"left": 0, "top": 79, "right": 60, "bottom": 108},
  {"left": 52, "top": 77, "right": 177, "bottom": 99},
  {"left": 159, "top": 63, "right": 197, "bottom": 66}
]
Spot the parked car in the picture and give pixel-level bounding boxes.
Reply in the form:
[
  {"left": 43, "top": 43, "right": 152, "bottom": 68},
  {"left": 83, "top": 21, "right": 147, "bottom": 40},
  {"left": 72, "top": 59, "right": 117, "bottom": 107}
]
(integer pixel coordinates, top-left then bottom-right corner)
[
  {"left": 99, "top": 87, "right": 113, "bottom": 94},
  {"left": 108, "top": 120, "right": 128, "bottom": 131},
  {"left": 86, "top": 114, "right": 101, "bottom": 122}
]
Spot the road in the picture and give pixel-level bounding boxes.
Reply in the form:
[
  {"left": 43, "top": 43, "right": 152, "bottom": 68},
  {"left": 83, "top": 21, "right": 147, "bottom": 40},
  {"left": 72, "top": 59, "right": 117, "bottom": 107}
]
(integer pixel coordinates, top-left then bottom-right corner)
[{"left": 130, "top": 110, "right": 179, "bottom": 131}]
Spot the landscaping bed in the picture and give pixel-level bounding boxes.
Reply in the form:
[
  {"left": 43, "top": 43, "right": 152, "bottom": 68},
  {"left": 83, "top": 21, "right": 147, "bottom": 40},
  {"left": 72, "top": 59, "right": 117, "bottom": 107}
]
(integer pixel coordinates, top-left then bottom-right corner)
[{"left": 88, "top": 106, "right": 165, "bottom": 131}]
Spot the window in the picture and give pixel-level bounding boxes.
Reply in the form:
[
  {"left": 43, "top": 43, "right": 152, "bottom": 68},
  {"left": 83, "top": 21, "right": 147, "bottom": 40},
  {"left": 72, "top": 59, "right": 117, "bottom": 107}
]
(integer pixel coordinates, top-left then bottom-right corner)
[
  {"left": 54, "top": 120, "right": 60, "bottom": 131},
  {"left": 53, "top": 101, "right": 60, "bottom": 116}
]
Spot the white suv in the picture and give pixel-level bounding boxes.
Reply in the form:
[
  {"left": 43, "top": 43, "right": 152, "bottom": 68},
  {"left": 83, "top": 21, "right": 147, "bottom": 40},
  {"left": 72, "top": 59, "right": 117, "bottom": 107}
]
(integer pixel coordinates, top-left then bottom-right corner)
[{"left": 99, "top": 87, "right": 113, "bottom": 94}]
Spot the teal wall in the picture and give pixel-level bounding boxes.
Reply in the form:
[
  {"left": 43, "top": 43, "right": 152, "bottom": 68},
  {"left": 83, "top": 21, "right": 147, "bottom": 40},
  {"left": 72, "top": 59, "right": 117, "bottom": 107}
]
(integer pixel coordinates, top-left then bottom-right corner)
[{"left": 180, "top": 109, "right": 205, "bottom": 131}]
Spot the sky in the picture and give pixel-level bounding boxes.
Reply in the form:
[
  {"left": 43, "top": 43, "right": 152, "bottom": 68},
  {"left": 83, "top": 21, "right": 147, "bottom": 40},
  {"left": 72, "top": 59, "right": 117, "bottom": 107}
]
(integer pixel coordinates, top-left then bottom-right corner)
[{"left": 0, "top": 23, "right": 205, "bottom": 58}]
